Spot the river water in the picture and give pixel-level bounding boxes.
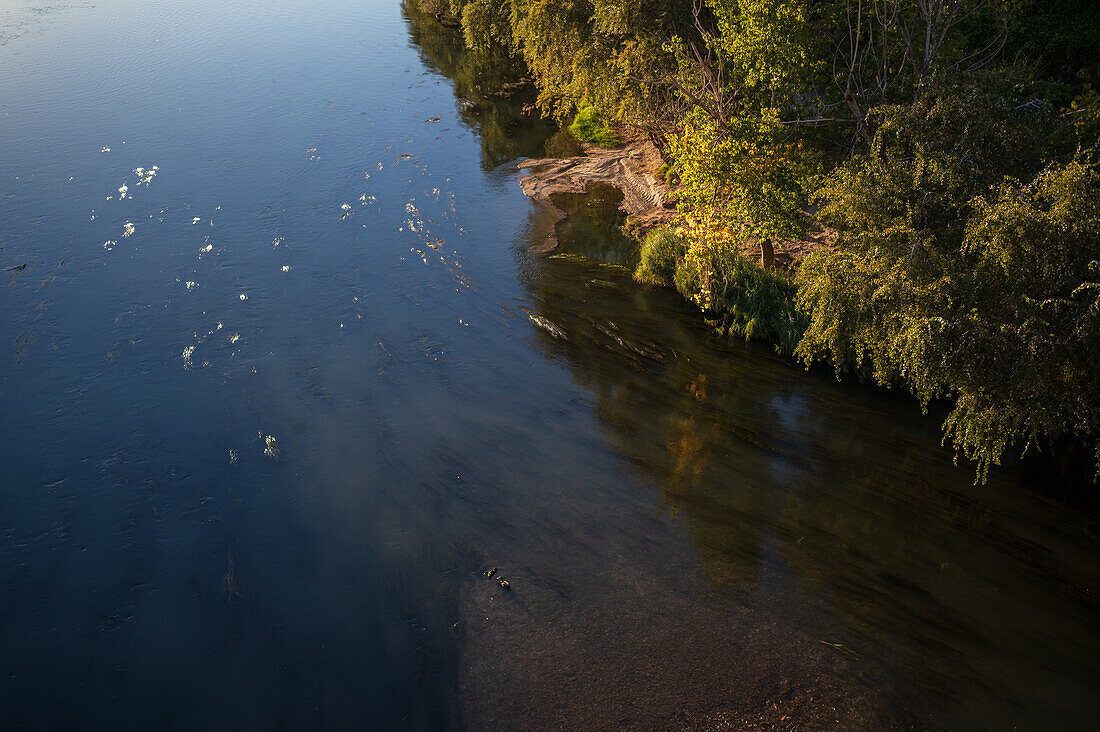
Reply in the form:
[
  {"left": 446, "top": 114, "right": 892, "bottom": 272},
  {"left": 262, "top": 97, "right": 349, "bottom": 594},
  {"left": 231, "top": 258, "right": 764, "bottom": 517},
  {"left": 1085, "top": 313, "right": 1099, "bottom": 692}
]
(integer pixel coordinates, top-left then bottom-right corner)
[{"left": 0, "top": 1, "right": 1096, "bottom": 729}]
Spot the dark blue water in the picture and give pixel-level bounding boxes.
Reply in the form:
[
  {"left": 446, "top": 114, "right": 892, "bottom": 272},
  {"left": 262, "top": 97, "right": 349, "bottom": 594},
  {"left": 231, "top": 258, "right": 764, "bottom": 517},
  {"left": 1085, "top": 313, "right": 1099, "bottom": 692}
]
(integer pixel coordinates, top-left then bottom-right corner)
[{"left": 1, "top": 2, "right": 1097, "bottom": 729}]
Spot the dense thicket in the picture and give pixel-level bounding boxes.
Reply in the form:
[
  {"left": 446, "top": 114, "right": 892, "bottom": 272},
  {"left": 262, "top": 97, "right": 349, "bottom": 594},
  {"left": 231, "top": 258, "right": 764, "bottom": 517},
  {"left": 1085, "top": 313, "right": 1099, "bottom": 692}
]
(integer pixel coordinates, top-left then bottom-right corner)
[{"left": 427, "top": 0, "right": 1100, "bottom": 480}]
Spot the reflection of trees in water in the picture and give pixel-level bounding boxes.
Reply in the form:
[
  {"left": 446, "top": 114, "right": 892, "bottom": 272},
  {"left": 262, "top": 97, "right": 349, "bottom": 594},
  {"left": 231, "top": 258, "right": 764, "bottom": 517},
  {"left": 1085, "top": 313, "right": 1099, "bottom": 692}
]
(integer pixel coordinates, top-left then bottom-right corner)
[
  {"left": 402, "top": 1, "right": 576, "bottom": 169},
  {"left": 515, "top": 199, "right": 1100, "bottom": 727}
]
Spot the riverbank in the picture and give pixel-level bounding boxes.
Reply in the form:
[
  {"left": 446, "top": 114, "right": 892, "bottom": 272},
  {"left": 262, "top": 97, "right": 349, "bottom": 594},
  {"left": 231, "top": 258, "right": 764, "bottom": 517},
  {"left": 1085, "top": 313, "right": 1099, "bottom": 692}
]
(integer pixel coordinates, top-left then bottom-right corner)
[
  {"left": 517, "top": 129, "right": 835, "bottom": 269},
  {"left": 516, "top": 129, "right": 819, "bottom": 358}
]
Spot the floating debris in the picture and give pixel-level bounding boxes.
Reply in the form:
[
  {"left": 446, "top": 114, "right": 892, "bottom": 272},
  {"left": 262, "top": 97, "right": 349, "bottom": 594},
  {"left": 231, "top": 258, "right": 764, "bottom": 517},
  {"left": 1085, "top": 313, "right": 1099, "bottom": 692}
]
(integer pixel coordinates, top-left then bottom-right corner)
[
  {"left": 263, "top": 434, "right": 280, "bottom": 460},
  {"left": 121, "top": 221, "right": 135, "bottom": 237},
  {"left": 100, "top": 146, "right": 111, "bottom": 153},
  {"left": 281, "top": 265, "right": 290, "bottom": 272},
  {"left": 526, "top": 311, "right": 567, "bottom": 340},
  {"left": 181, "top": 344, "right": 195, "bottom": 369},
  {"left": 103, "top": 240, "right": 116, "bottom": 251},
  {"left": 191, "top": 217, "right": 201, "bottom": 225},
  {"left": 134, "top": 166, "right": 157, "bottom": 186},
  {"left": 185, "top": 281, "right": 198, "bottom": 291},
  {"left": 239, "top": 293, "right": 248, "bottom": 301},
  {"left": 117, "top": 184, "right": 129, "bottom": 199},
  {"left": 228, "top": 449, "right": 239, "bottom": 464}
]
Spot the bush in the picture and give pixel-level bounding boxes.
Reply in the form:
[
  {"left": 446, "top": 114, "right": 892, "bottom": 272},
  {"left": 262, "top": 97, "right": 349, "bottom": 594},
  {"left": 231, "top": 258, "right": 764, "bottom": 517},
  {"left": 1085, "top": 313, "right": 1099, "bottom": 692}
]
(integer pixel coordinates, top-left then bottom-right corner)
[
  {"left": 799, "top": 156, "right": 1100, "bottom": 481},
  {"left": 675, "top": 240, "right": 807, "bottom": 355},
  {"left": 637, "top": 228, "right": 807, "bottom": 355},
  {"left": 634, "top": 227, "right": 686, "bottom": 286},
  {"left": 569, "top": 105, "right": 620, "bottom": 147}
]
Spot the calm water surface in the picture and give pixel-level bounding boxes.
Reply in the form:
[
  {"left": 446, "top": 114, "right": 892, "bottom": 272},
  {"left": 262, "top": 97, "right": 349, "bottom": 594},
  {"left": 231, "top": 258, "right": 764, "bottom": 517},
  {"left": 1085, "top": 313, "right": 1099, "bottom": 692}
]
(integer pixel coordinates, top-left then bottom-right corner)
[{"left": 1, "top": 1, "right": 1097, "bottom": 729}]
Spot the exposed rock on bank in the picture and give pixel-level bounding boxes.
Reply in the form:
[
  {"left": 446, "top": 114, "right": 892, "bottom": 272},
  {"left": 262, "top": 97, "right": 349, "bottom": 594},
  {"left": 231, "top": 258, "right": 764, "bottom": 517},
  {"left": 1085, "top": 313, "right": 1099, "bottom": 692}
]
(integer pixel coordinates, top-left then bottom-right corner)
[
  {"left": 517, "top": 131, "right": 836, "bottom": 268},
  {"left": 518, "top": 131, "right": 676, "bottom": 253}
]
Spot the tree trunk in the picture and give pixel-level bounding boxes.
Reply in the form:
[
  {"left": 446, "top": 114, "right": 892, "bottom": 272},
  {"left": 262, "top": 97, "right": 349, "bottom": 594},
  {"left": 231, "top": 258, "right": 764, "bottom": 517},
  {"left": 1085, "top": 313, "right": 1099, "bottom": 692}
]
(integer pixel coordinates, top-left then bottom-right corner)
[{"left": 759, "top": 239, "right": 774, "bottom": 268}]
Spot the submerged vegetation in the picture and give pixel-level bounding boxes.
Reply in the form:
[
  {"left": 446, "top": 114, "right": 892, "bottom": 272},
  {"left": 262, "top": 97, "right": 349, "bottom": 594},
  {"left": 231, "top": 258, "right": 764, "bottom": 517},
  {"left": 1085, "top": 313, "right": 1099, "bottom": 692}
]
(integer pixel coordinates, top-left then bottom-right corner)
[{"left": 423, "top": 0, "right": 1100, "bottom": 481}]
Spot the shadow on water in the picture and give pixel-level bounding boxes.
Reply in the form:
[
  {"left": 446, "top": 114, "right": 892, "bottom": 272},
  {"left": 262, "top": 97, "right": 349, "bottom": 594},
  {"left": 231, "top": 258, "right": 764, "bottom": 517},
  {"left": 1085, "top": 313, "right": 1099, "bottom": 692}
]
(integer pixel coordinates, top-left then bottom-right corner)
[
  {"left": 548, "top": 183, "right": 639, "bottom": 269},
  {"left": 488, "top": 187, "right": 1100, "bottom": 729}
]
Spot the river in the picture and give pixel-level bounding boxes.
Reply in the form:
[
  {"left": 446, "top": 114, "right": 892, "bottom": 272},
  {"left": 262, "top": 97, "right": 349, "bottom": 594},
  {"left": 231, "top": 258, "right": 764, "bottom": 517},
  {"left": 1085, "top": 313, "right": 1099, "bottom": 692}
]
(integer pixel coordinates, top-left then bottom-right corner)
[{"left": 0, "top": 1, "right": 1096, "bottom": 729}]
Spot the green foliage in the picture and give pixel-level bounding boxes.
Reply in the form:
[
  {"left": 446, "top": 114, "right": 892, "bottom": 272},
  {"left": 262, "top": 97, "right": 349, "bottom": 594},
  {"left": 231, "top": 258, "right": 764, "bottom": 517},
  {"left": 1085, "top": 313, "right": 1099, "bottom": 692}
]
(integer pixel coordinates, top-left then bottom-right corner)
[
  {"left": 948, "top": 160, "right": 1100, "bottom": 477},
  {"left": 707, "top": 0, "right": 826, "bottom": 112},
  {"left": 446, "top": 0, "right": 690, "bottom": 124},
  {"left": 636, "top": 228, "right": 806, "bottom": 354},
  {"left": 675, "top": 238, "right": 806, "bottom": 353},
  {"left": 798, "top": 157, "right": 1100, "bottom": 480},
  {"left": 670, "top": 109, "right": 808, "bottom": 244},
  {"left": 569, "top": 105, "right": 621, "bottom": 147},
  {"left": 635, "top": 227, "right": 687, "bottom": 286},
  {"left": 436, "top": 0, "right": 1100, "bottom": 481}
]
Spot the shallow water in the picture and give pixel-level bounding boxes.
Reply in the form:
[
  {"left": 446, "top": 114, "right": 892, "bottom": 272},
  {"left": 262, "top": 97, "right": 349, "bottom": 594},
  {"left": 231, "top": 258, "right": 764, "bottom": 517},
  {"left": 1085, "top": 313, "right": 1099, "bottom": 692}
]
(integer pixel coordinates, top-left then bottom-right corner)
[{"left": 0, "top": 1, "right": 1096, "bottom": 729}]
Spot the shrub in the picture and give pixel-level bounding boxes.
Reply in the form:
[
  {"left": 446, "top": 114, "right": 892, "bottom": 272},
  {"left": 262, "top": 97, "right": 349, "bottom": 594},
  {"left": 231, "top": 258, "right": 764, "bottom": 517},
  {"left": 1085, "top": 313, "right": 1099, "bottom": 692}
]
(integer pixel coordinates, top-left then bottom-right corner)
[
  {"left": 799, "top": 156, "right": 1100, "bottom": 480},
  {"left": 675, "top": 239, "right": 806, "bottom": 355},
  {"left": 638, "top": 228, "right": 807, "bottom": 355},
  {"left": 634, "top": 227, "right": 686, "bottom": 286}
]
